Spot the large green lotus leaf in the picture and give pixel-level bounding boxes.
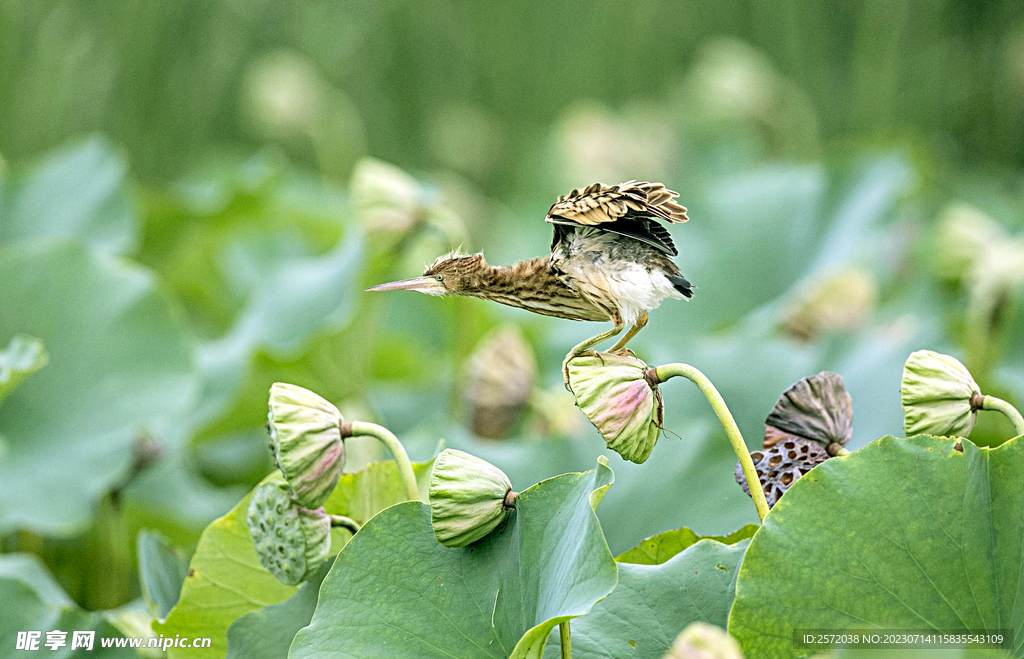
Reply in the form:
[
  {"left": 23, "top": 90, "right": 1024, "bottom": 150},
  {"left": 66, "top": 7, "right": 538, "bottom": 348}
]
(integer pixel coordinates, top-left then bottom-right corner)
[
  {"left": 0, "top": 554, "right": 137, "bottom": 657},
  {"left": 0, "top": 334, "right": 48, "bottom": 405},
  {"left": 729, "top": 435, "right": 1024, "bottom": 659},
  {"left": 290, "top": 460, "right": 617, "bottom": 659},
  {"left": 0, "top": 136, "right": 137, "bottom": 254},
  {"left": 616, "top": 524, "right": 758, "bottom": 565},
  {"left": 545, "top": 539, "right": 750, "bottom": 659},
  {"left": 156, "top": 458, "right": 434, "bottom": 659},
  {"left": 224, "top": 562, "right": 331, "bottom": 659},
  {"left": 0, "top": 241, "right": 196, "bottom": 534}
]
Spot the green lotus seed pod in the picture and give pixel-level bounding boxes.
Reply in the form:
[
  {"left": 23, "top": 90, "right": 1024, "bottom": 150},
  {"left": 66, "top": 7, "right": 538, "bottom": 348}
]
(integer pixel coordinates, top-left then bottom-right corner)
[
  {"left": 567, "top": 352, "right": 663, "bottom": 464},
  {"left": 267, "top": 383, "right": 345, "bottom": 508},
  {"left": 247, "top": 481, "right": 332, "bottom": 585},
  {"left": 429, "top": 449, "right": 515, "bottom": 548},
  {"left": 901, "top": 350, "right": 981, "bottom": 438}
]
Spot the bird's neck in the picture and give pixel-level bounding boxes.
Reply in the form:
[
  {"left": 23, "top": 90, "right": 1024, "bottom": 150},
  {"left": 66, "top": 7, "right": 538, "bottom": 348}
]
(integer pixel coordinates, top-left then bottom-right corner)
[{"left": 459, "top": 257, "right": 551, "bottom": 301}]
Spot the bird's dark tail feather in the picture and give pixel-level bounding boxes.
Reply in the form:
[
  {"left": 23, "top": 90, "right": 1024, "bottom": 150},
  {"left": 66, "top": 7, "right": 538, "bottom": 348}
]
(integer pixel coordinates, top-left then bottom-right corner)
[{"left": 669, "top": 275, "right": 694, "bottom": 299}]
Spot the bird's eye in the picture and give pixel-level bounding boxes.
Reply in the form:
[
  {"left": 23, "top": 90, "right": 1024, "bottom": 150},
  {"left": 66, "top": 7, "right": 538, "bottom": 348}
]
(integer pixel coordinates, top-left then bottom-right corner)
[{"left": 435, "top": 275, "right": 444, "bottom": 282}]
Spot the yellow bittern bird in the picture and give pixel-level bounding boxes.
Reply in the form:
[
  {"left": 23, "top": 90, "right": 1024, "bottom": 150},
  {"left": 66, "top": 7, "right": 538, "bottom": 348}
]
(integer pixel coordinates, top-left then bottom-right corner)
[{"left": 367, "top": 181, "right": 693, "bottom": 385}]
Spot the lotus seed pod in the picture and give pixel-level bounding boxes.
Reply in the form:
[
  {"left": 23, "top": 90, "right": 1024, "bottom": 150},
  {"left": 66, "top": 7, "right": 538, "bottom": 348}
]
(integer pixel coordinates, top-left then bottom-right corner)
[
  {"left": 464, "top": 325, "right": 536, "bottom": 439},
  {"left": 664, "top": 621, "right": 743, "bottom": 659},
  {"left": 901, "top": 350, "right": 981, "bottom": 438},
  {"left": 567, "top": 352, "right": 663, "bottom": 464},
  {"left": 267, "top": 383, "right": 345, "bottom": 508},
  {"left": 247, "top": 481, "right": 332, "bottom": 585},
  {"left": 764, "top": 371, "right": 852, "bottom": 455},
  {"left": 429, "top": 449, "right": 515, "bottom": 548},
  {"left": 736, "top": 438, "right": 829, "bottom": 508}
]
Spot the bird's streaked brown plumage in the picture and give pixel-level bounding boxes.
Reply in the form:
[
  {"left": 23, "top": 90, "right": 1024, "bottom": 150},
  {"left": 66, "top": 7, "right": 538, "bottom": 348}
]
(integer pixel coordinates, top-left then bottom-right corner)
[{"left": 367, "top": 180, "right": 694, "bottom": 387}]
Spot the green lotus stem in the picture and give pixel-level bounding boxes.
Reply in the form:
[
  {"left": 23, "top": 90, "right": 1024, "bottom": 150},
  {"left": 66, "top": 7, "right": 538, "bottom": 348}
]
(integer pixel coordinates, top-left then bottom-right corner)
[
  {"left": 654, "top": 364, "right": 770, "bottom": 523},
  {"left": 981, "top": 395, "right": 1024, "bottom": 436},
  {"left": 329, "top": 514, "right": 361, "bottom": 535},
  {"left": 348, "top": 421, "right": 420, "bottom": 502},
  {"left": 559, "top": 621, "right": 572, "bottom": 659}
]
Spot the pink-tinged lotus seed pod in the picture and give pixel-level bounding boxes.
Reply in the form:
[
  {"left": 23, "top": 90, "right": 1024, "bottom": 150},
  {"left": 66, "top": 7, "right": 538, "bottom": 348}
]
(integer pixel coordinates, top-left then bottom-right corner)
[
  {"left": 901, "top": 350, "right": 981, "bottom": 438},
  {"left": 567, "top": 352, "right": 663, "bottom": 464},
  {"left": 267, "top": 383, "right": 345, "bottom": 509},
  {"left": 247, "top": 481, "right": 332, "bottom": 585}
]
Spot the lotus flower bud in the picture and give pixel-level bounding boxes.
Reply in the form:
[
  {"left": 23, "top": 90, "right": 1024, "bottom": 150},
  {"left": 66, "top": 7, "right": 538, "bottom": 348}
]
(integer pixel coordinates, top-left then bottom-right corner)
[
  {"left": 247, "top": 481, "right": 331, "bottom": 585},
  {"left": 781, "top": 268, "right": 876, "bottom": 341},
  {"left": 664, "top": 621, "right": 743, "bottom": 659},
  {"left": 901, "top": 350, "right": 981, "bottom": 437},
  {"left": 350, "top": 158, "right": 425, "bottom": 234},
  {"left": 932, "top": 204, "right": 1004, "bottom": 283},
  {"left": 737, "top": 438, "right": 829, "bottom": 508},
  {"left": 567, "top": 352, "right": 663, "bottom": 464},
  {"left": 429, "top": 449, "right": 516, "bottom": 548},
  {"left": 464, "top": 325, "right": 536, "bottom": 439},
  {"left": 267, "top": 383, "right": 345, "bottom": 508}
]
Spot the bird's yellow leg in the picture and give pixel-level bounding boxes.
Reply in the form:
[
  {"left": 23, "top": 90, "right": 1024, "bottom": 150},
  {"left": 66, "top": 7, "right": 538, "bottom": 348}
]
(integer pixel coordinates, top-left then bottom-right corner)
[
  {"left": 608, "top": 312, "right": 648, "bottom": 354},
  {"left": 562, "top": 323, "right": 624, "bottom": 389}
]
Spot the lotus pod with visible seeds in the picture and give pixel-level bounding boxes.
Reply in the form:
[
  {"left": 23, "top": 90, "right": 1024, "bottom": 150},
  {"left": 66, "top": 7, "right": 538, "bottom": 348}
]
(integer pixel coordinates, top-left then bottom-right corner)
[
  {"left": 567, "top": 352, "right": 663, "bottom": 464},
  {"left": 735, "top": 438, "right": 828, "bottom": 508},
  {"left": 901, "top": 350, "right": 980, "bottom": 438},
  {"left": 247, "top": 481, "right": 332, "bottom": 585},
  {"left": 267, "top": 383, "right": 345, "bottom": 508},
  {"left": 429, "top": 449, "right": 515, "bottom": 548}
]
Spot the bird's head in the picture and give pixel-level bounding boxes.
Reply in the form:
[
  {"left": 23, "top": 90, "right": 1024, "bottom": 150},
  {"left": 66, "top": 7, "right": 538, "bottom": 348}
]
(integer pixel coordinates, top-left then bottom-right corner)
[{"left": 366, "top": 251, "right": 486, "bottom": 296}]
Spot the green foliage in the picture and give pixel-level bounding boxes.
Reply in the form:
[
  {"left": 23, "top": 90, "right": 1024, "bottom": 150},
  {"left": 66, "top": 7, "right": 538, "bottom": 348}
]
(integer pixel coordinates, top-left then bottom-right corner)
[
  {"left": 137, "top": 530, "right": 191, "bottom": 620},
  {"left": 290, "top": 460, "right": 616, "bottom": 659},
  {"left": 547, "top": 540, "right": 750, "bottom": 659},
  {"left": 0, "top": 334, "right": 47, "bottom": 406},
  {"left": 224, "top": 563, "right": 330, "bottom": 659},
  {"left": 0, "top": 553, "right": 135, "bottom": 657},
  {"left": 616, "top": 524, "right": 758, "bottom": 565},
  {"left": 0, "top": 241, "right": 196, "bottom": 535},
  {"left": 729, "top": 435, "right": 1024, "bottom": 659},
  {"left": 0, "top": 136, "right": 137, "bottom": 254},
  {"left": 157, "top": 458, "right": 433, "bottom": 659}
]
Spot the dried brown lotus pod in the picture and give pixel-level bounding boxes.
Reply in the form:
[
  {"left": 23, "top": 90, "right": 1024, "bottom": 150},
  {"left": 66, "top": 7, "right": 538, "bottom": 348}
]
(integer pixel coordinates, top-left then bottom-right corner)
[
  {"left": 764, "top": 371, "right": 852, "bottom": 455},
  {"left": 735, "top": 438, "right": 829, "bottom": 508}
]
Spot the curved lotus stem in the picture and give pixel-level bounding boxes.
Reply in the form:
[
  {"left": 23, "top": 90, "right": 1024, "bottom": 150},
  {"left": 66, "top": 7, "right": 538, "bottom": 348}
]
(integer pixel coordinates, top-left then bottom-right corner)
[
  {"left": 653, "top": 364, "right": 770, "bottom": 523},
  {"left": 346, "top": 421, "right": 420, "bottom": 502},
  {"left": 981, "top": 395, "right": 1024, "bottom": 437}
]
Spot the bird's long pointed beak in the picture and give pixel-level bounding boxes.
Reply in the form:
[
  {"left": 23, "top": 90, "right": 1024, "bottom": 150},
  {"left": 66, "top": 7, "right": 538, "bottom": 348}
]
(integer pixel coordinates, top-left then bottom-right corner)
[{"left": 365, "top": 276, "right": 445, "bottom": 295}]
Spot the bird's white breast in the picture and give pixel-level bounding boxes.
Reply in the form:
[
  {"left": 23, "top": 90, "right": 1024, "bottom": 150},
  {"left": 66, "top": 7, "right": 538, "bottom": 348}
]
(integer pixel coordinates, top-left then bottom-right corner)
[{"left": 554, "top": 228, "right": 684, "bottom": 326}]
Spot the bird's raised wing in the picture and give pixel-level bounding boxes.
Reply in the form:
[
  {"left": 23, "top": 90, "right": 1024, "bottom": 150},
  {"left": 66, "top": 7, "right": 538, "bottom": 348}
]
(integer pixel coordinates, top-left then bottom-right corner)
[{"left": 545, "top": 181, "right": 688, "bottom": 256}]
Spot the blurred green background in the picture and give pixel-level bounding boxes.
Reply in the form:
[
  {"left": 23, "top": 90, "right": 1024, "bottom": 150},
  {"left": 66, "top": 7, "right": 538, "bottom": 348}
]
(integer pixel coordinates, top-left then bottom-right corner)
[{"left": 2, "top": 0, "right": 1024, "bottom": 629}]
